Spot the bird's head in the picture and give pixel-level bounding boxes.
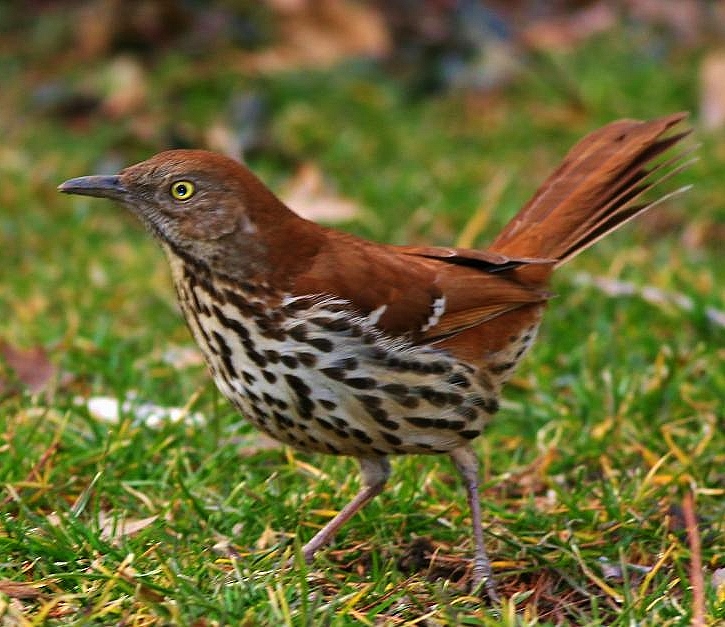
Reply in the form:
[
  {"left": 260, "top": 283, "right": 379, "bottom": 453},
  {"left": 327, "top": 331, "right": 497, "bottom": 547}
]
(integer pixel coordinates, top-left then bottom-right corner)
[{"left": 59, "top": 150, "right": 316, "bottom": 279}]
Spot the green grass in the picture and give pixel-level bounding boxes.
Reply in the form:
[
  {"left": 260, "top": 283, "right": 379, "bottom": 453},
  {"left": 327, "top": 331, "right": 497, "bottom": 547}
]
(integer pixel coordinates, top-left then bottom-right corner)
[{"left": 1, "top": 14, "right": 724, "bottom": 625}]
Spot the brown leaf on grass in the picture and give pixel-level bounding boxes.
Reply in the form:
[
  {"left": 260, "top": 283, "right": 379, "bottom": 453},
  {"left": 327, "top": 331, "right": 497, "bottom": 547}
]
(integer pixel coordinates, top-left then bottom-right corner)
[
  {"left": 0, "top": 341, "right": 56, "bottom": 395},
  {"left": 100, "top": 55, "right": 148, "bottom": 118},
  {"left": 521, "top": 3, "right": 616, "bottom": 51},
  {"left": 282, "top": 162, "right": 360, "bottom": 223},
  {"left": 629, "top": 0, "right": 706, "bottom": 45},
  {"left": 98, "top": 512, "right": 158, "bottom": 542},
  {"left": 0, "top": 579, "right": 44, "bottom": 599},
  {"left": 237, "top": 0, "right": 390, "bottom": 73},
  {"left": 700, "top": 51, "right": 725, "bottom": 131}
]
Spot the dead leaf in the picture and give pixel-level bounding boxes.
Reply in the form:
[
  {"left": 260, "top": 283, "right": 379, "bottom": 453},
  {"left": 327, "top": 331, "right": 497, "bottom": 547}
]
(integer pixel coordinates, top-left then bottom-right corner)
[
  {"left": 255, "top": 524, "right": 279, "bottom": 550},
  {"left": 521, "top": 3, "right": 616, "bottom": 51},
  {"left": 0, "top": 341, "right": 56, "bottom": 395},
  {"left": 282, "top": 162, "right": 360, "bottom": 223},
  {"left": 237, "top": 0, "right": 390, "bottom": 73},
  {"left": 101, "top": 55, "right": 148, "bottom": 118},
  {"left": 98, "top": 512, "right": 158, "bottom": 542},
  {"left": 0, "top": 579, "right": 44, "bottom": 599},
  {"left": 700, "top": 51, "right": 725, "bottom": 131},
  {"left": 629, "top": 0, "right": 705, "bottom": 45}
]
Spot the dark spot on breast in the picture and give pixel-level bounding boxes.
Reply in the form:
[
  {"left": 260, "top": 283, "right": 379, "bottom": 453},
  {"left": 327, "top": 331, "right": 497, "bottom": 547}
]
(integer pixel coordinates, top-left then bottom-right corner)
[
  {"left": 335, "top": 357, "right": 358, "bottom": 370},
  {"left": 264, "top": 349, "right": 281, "bottom": 363},
  {"left": 306, "top": 337, "right": 334, "bottom": 353},
  {"left": 381, "top": 432, "right": 402, "bottom": 446},
  {"left": 325, "top": 318, "right": 352, "bottom": 333},
  {"left": 272, "top": 410, "right": 294, "bottom": 430},
  {"left": 321, "top": 367, "right": 345, "bottom": 381},
  {"left": 283, "top": 296, "right": 317, "bottom": 312},
  {"left": 284, "top": 373, "right": 311, "bottom": 397},
  {"left": 289, "top": 325, "right": 308, "bottom": 342},
  {"left": 455, "top": 405, "right": 478, "bottom": 421},
  {"left": 352, "top": 428, "right": 373, "bottom": 444},
  {"left": 315, "top": 417, "right": 334, "bottom": 431},
  {"left": 240, "top": 338, "right": 267, "bottom": 368},
  {"left": 345, "top": 377, "right": 377, "bottom": 390},
  {"left": 447, "top": 372, "right": 471, "bottom": 388},
  {"left": 417, "top": 386, "right": 448, "bottom": 407},
  {"left": 296, "top": 396, "right": 315, "bottom": 420},
  {"left": 262, "top": 369, "right": 277, "bottom": 384},
  {"left": 243, "top": 386, "right": 261, "bottom": 403},
  {"left": 296, "top": 352, "right": 317, "bottom": 367},
  {"left": 332, "top": 416, "right": 349, "bottom": 429},
  {"left": 356, "top": 394, "right": 382, "bottom": 409},
  {"left": 381, "top": 383, "right": 407, "bottom": 400},
  {"left": 310, "top": 316, "right": 335, "bottom": 327},
  {"left": 471, "top": 395, "right": 500, "bottom": 414},
  {"left": 405, "top": 416, "right": 431, "bottom": 428},
  {"left": 281, "top": 355, "right": 298, "bottom": 369},
  {"left": 319, "top": 399, "right": 337, "bottom": 411},
  {"left": 446, "top": 392, "right": 464, "bottom": 406}
]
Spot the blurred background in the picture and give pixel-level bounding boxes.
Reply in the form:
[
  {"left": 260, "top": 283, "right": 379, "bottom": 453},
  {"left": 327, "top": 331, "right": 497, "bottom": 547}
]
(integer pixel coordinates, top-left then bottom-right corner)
[
  {"left": 2, "top": 0, "right": 723, "bottom": 344},
  {"left": 0, "top": 2, "right": 724, "bottom": 622}
]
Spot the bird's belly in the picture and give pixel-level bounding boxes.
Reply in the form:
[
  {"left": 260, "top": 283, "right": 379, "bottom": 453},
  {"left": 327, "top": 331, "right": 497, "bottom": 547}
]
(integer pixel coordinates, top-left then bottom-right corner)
[{"left": 175, "top": 281, "right": 502, "bottom": 456}]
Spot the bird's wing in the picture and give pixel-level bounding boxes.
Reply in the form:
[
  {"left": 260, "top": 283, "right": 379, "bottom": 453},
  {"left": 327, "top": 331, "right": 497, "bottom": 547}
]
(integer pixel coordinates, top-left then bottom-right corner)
[{"left": 289, "top": 233, "right": 552, "bottom": 349}]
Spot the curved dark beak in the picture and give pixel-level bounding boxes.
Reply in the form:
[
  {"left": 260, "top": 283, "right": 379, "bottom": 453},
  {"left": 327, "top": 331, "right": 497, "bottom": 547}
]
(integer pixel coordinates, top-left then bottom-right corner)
[{"left": 58, "top": 175, "right": 127, "bottom": 201}]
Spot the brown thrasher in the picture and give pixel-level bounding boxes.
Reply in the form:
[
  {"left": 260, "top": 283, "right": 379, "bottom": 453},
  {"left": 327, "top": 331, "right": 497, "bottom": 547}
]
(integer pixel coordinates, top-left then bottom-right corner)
[{"left": 59, "top": 113, "right": 690, "bottom": 599}]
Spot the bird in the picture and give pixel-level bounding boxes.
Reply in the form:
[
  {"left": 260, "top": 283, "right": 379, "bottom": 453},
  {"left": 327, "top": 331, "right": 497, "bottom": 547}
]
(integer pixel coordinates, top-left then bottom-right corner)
[{"left": 59, "top": 113, "right": 690, "bottom": 600}]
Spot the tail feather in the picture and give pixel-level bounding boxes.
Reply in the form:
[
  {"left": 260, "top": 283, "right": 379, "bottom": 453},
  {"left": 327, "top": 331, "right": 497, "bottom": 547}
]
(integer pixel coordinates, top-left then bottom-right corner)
[{"left": 487, "top": 113, "right": 691, "bottom": 265}]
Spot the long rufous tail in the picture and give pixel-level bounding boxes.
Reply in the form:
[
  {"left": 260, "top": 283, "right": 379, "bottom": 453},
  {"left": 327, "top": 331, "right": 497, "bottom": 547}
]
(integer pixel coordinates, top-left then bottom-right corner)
[{"left": 487, "top": 113, "right": 691, "bottom": 266}]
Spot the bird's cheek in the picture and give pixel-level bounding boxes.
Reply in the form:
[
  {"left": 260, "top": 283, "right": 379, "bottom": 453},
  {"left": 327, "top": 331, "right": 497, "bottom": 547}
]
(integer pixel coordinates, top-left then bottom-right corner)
[{"left": 181, "top": 209, "right": 238, "bottom": 241}]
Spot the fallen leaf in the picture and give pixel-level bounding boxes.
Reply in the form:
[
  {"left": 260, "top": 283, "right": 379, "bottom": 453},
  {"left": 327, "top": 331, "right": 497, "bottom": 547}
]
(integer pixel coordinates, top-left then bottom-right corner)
[
  {"left": 237, "top": 0, "right": 390, "bottom": 73},
  {"left": 101, "top": 55, "right": 148, "bottom": 118},
  {"left": 700, "top": 51, "right": 725, "bottom": 131},
  {"left": 282, "top": 162, "right": 360, "bottom": 222},
  {"left": 98, "top": 512, "right": 158, "bottom": 542},
  {"left": 521, "top": 3, "right": 616, "bottom": 51},
  {"left": 0, "top": 579, "right": 44, "bottom": 599},
  {"left": 0, "top": 341, "right": 56, "bottom": 395}
]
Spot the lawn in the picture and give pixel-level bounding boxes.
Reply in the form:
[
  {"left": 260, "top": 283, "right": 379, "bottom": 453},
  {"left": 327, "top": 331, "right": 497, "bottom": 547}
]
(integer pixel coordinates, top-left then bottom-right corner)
[{"left": 1, "top": 6, "right": 723, "bottom": 625}]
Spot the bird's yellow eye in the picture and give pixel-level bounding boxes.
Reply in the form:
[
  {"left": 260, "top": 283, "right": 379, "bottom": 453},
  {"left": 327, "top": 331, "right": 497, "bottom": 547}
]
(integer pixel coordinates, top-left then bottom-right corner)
[{"left": 170, "top": 180, "right": 195, "bottom": 201}]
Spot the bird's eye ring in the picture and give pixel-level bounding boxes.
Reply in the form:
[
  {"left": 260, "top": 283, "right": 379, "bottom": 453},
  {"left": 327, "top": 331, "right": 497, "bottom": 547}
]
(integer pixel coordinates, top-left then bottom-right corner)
[{"left": 170, "top": 180, "right": 195, "bottom": 201}]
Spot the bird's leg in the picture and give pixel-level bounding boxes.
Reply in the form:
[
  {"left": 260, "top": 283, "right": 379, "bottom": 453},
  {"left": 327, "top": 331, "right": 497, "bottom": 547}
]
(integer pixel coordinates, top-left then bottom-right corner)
[
  {"left": 449, "top": 445, "right": 499, "bottom": 603},
  {"left": 300, "top": 456, "right": 390, "bottom": 562}
]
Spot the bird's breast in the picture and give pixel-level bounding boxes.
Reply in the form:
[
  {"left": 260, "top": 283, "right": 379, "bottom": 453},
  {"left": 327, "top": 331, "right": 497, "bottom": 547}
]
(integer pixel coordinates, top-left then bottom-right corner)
[{"left": 167, "top": 258, "right": 503, "bottom": 456}]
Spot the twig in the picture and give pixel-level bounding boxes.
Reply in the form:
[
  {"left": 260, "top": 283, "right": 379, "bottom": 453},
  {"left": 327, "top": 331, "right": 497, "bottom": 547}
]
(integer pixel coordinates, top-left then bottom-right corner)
[{"left": 683, "top": 490, "right": 705, "bottom": 627}]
